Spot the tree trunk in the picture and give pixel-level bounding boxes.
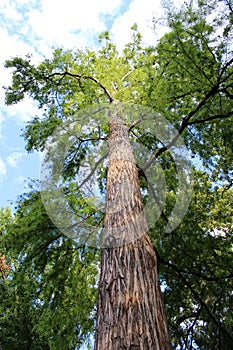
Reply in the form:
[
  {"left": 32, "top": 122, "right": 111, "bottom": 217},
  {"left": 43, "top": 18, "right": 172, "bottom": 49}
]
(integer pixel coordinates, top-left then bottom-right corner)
[{"left": 94, "top": 110, "right": 172, "bottom": 350}]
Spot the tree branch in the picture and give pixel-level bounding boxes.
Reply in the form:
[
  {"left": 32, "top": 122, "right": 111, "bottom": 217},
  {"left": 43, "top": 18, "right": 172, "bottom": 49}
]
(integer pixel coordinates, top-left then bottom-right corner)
[
  {"left": 187, "top": 111, "right": 233, "bottom": 125},
  {"left": 128, "top": 117, "right": 144, "bottom": 131},
  {"left": 45, "top": 71, "right": 114, "bottom": 103},
  {"left": 219, "top": 57, "right": 233, "bottom": 81},
  {"left": 226, "top": 0, "right": 233, "bottom": 13},
  {"left": 175, "top": 27, "right": 214, "bottom": 86},
  {"left": 122, "top": 70, "right": 134, "bottom": 82},
  {"left": 143, "top": 85, "right": 219, "bottom": 171},
  {"left": 79, "top": 154, "right": 107, "bottom": 189}
]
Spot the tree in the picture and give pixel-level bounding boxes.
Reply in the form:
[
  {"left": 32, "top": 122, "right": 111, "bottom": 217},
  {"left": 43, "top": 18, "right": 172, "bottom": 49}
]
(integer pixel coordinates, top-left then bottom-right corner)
[
  {"left": 94, "top": 107, "right": 171, "bottom": 349},
  {"left": 3, "top": 0, "right": 233, "bottom": 348}
]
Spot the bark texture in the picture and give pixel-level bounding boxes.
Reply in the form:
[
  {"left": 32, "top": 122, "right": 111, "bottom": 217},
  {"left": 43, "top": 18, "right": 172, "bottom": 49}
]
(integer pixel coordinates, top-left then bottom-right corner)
[{"left": 94, "top": 111, "right": 172, "bottom": 350}]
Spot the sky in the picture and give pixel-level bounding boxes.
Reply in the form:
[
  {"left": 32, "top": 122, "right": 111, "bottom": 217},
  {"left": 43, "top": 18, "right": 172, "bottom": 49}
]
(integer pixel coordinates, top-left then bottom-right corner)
[{"left": 0, "top": 0, "right": 179, "bottom": 210}]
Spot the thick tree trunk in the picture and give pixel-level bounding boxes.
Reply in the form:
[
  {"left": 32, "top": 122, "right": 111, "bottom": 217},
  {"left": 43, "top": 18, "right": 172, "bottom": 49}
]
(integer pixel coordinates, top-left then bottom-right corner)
[{"left": 94, "top": 111, "right": 172, "bottom": 350}]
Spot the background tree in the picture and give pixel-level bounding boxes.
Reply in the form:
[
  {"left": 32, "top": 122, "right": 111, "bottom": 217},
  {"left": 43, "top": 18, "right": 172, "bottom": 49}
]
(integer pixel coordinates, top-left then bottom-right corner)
[{"left": 2, "top": 0, "right": 233, "bottom": 348}]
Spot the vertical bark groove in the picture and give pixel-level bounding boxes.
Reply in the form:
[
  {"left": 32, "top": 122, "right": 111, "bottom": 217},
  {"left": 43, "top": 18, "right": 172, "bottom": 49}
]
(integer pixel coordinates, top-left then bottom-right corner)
[{"left": 95, "top": 111, "right": 171, "bottom": 350}]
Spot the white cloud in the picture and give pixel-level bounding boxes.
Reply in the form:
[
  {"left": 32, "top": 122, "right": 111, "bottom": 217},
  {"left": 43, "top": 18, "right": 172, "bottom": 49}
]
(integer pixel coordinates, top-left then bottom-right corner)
[
  {"left": 5, "top": 6, "right": 19, "bottom": 20},
  {"left": 0, "top": 1, "right": 21, "bottom": 20},
  {"left": 15, "top": 0, "right": 32, "bottom": 4},
  {"left": 110, "top": 0, "right": 167, "bottom": 49},
  {"left": 13, "top": 175, "right": 25, "bottom": 186},
  {"left": 27, "top": 0, "right": 123, "bottom": 49},
  {"left": 0, "top": 28, "right": 37, "bottom": 62},
  {"left": 0, "top": 158, "right": 7, "bottom": 178},
  {"left": 4, "top": 96, "right": 43, "bottom": 122},
  {"left": 7, "top": 151, "right": 24, "bottom": 168}
]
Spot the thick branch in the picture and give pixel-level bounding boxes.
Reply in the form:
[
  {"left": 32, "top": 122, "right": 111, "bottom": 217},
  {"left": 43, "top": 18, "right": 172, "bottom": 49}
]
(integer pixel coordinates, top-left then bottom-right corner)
[
  {"left": 187, "top": 111, "right": 233, "bottom": 125},
  {"left": 220, "top": 57, "right": 233, "bottom": 80},
  {"left": 226, "top": 0, "right": 233, "bottom": 13},
  {"left": 128, "top": 116, "right": 144, "bottom": 131},
  {"left": 143, "top": 85, "right": 220, "bottom": 171},
  {"left": 177, "top": 310, "right": 202, "bottom": 325},
  {"left": 45, "top": 71, "right": 114, "bottom": 103}
]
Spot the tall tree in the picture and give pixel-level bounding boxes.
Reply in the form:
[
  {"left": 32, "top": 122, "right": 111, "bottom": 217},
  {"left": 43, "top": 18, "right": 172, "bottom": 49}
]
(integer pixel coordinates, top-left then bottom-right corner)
[
  {"left": 4, "top": 30, "right": 173, "bottom": 349},
  {"left": 3, "top": 0, "right": 233, "bottom": 348},
  {"left": 95, "top": 108, "right": 171, "bottom": 349}
]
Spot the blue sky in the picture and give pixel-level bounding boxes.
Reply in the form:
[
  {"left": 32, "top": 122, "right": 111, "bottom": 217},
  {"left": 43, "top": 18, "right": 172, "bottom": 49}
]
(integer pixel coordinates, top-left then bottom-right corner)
[{"left": 0, "top": 0, "right": 173, "bottom": 210}]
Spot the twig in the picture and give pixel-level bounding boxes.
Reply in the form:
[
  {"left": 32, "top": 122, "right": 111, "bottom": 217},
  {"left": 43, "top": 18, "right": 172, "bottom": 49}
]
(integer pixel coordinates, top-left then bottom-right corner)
[{"left": 122, "top": 70, "right": 134, "bottom": 82}]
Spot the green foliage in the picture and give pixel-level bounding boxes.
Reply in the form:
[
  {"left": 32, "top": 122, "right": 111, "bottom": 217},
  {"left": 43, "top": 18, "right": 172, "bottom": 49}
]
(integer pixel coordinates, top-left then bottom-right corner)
[
  {"left": 152, "top": 0, "right": 233, "bottom": 180},
  {"left": 152, "top": 172, "right": 233, "bottom": 349},
  {"left": 0, "top": 193, "right": 99, "bottom": 349},
  {"left": 2, "top": 0, "right": 233, "bottom": 348}
]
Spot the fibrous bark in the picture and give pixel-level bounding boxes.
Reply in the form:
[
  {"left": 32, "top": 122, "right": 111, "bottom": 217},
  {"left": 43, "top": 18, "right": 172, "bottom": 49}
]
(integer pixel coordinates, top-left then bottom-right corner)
[{"left": 94, "top": 110, "right": 171, "bottom": 350}]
